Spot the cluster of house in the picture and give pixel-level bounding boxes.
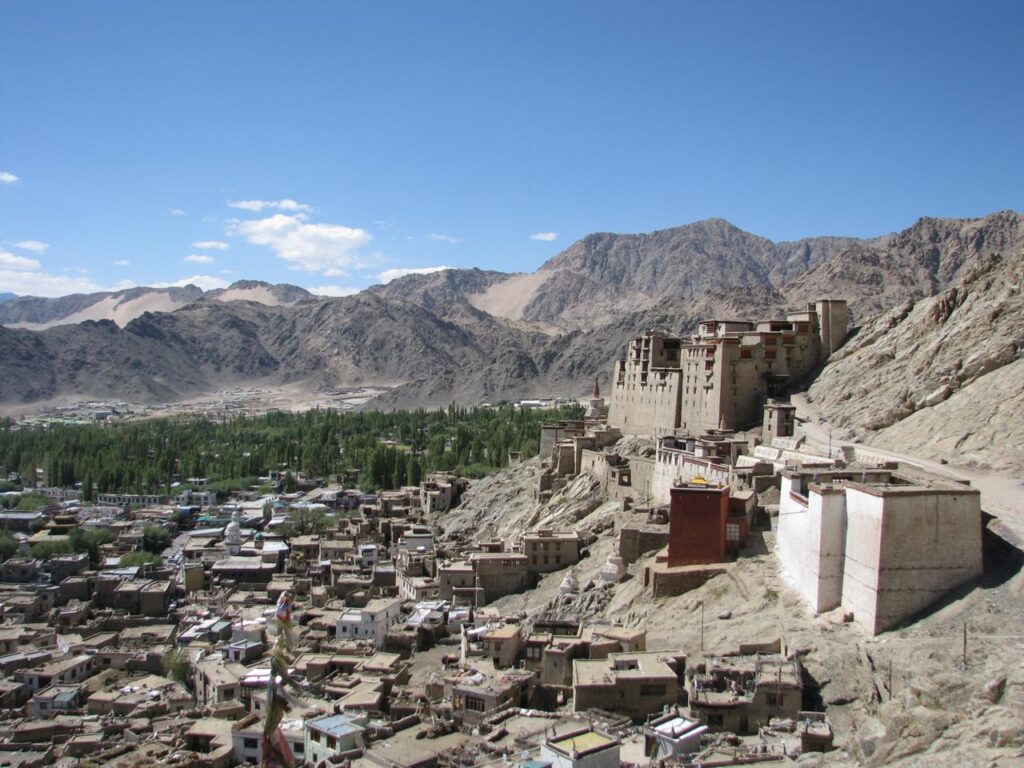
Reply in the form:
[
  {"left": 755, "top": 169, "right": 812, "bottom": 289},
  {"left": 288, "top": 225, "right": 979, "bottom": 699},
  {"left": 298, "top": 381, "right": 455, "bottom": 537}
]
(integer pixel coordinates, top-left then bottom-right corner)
[{"left": 0, "top": 456, "right": 829, "bottom": 768}]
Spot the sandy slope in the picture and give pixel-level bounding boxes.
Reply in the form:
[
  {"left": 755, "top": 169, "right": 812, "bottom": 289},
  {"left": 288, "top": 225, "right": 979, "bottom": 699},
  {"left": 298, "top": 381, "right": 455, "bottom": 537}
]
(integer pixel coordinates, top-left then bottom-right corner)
[
  {"left": 466, "top": 270, "right": 551, "bottom": 320},
  {"left": 7, "top": 291, "right": 192, "bottom": 330},
  {"left": 213, "top": 286, "right": 291, "bottom": 306}
]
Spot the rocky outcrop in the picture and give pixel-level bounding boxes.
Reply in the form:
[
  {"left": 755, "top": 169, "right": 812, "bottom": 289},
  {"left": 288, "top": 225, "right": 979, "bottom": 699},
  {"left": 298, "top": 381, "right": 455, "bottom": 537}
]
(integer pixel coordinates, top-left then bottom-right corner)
[
  {"left": 785, "top": 210, "right": 1024, "bottom": 322},
  {"left": 808, "top": 241, "right": 1024, "bottom": 471}
]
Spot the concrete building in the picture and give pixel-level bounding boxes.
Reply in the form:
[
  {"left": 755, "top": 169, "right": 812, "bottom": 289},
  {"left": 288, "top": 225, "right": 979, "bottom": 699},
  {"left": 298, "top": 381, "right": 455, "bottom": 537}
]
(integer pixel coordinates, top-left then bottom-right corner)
[
  {"left": 607, "top": 301, "right": 848, "bottom": 436},
  {"left": 438, "top": 560, "right": 476, "bottom": 603},
  {"left": 304, "top": 712, "right": 367, "bottom": 766},
  {"left": 420, "top": 473, "right": 456, "bottom": 514},
  {"left": 644, "top": 709, "right": 709, "bottom": 762},
  {"left": 194, "top": 657, "right": 247, "bottom": 706},
  {"left": 523, "top": 529, "right": 580, "bottom": 574},
  {"left": 336, "top": 597, "right": 403, "bottom": 646},
  {"left": 451, "top": 668, "right": 533, "bottom": 726},
  {"left": 482, "top": 623, "right": 523, "bottom": 668},
  {"left": 28, "top": 683, "right": 84, "bottom": 717},
  {"left": 232, "top": 714, "right": 307, "bottom": 766},
  {"left": 438, "top": 551, "right": 532, "bottom": 606},
  {"left": 1, "top": 558, "right": 40, "bottom": 584},
  {"left": 210, "top": 556, "right": 278, "bottom": 586},
  {"left": 0, "top": 510, "right": 48, "bottom": 533},
  {"left": 540, "top": 727, "right": 620, "bottom": 768},
  {"left": 573, "top": 651, "right": 685, "bottom": 719},
  {"left": 762, "top": 399, "right": 797, "bottom": 444},
  {"left": 471, "top": 552, "right": 531, "bottom": 603},
  {"left": 688, "top": 653, "right": 803, "bottom": 734},
  {"left": 15, "top": 654, "right": 97, "bottom": 694},
  {"left": 397, "top": 526, "right": 434, "bottom": 555},
  {"left": 776, "top": 467, "right": 983, "bottom": 635},
  {"left": 177, "top": 489, "right": 216, "bottom": 508}
]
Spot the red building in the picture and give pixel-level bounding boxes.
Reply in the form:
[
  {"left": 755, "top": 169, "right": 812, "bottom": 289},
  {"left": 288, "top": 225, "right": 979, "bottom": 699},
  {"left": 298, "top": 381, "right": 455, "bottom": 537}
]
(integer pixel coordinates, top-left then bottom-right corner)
[{"left": 667, "top": 483, "right": 730, "bottom": 566}]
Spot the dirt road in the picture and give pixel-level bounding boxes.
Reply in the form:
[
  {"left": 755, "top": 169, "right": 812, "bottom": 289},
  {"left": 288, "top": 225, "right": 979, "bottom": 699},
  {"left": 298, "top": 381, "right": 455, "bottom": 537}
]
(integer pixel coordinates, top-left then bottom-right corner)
[{"left": 791, "top": 392, "right": 1024, "bottom": 545}]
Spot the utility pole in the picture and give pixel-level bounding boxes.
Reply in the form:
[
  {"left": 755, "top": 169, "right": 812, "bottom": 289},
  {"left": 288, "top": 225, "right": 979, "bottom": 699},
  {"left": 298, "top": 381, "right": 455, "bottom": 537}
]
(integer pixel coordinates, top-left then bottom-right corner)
[{"left": 963, "top": 623, "right": 968, "bottom": 667}]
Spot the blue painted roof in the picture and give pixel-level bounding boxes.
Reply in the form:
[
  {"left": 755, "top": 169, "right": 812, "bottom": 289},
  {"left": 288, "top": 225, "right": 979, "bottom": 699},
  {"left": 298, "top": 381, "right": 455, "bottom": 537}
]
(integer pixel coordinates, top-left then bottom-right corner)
[{"left": 309, "top": 713, "right": 365, "bottom": 738}]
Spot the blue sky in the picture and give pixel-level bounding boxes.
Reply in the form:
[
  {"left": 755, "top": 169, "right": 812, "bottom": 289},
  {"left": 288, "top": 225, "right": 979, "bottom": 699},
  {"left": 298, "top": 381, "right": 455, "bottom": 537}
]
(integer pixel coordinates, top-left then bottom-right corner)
[{"left": 1, "top": 1, "right": 1022, "bottom": 297}]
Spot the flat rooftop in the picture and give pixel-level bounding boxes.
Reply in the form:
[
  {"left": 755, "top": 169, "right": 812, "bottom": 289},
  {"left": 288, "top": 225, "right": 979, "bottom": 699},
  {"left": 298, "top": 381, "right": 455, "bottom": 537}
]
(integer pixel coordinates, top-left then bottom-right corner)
[{"left": 549, "top": 729, "right": 617, "bottom": 754}]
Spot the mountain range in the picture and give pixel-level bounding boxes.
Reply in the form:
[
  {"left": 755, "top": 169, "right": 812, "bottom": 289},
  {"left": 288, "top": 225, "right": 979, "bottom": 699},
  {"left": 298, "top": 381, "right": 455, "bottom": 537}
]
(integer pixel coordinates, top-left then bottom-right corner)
[
  {"left": 0, "top": 280, "right": 314, "bottom": 330},
  {"left": 2, "top": 211, "right": 1021, "bottom": 469}
]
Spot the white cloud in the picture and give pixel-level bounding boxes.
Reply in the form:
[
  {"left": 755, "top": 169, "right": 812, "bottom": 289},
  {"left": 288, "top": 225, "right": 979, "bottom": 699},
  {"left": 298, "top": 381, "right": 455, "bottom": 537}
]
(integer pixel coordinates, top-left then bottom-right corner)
[
  {"left": 170, "top": 208, "right": 187, "bottom": 216},
  {"left": 229, "top": 213, "right": 372, "bottom": 275},
  {"left": 113, "top": 259, "right": 130, "bottom": 267},
  {"left": 191, "top": 240, "right": 229, "bottom": 250},
  {"left": 14, "top": 240, "right": 49, "bottom": 252},
  {"left": 0, "top": 250, "right": 42, "bottom": 270},
  {"left": 427, "top": 233, "right": 461, "bottom": 244},
  {"left": 309, "top": 284, "right": 361, "bottom": 298},
  {"left": 529, "top": 232, "right": 558, "bottom": 241},
  {"left": 228, "top": 198, "right": 312, "bottom": 213},
  {"left": 0, "top": 270, "right": 105, "bottom": 297},
  {"left": 377, "top": 265, "right": 451, "bottom": 284},
  {"left": 0, "top": 171, "right": 18, "bottom": 184},
  {"left": 184, "top": 254, "right": 215, "bottom": 264},
  {"left": 152, "top": 275, "right": 230, "bottom": 291}
]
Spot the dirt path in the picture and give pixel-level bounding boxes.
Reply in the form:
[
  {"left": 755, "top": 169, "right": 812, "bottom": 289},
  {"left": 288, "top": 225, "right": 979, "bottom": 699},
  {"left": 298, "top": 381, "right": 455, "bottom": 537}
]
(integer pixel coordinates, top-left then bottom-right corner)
[{"left": 791, "top": 392, "right": 1024, "bottom": 545}]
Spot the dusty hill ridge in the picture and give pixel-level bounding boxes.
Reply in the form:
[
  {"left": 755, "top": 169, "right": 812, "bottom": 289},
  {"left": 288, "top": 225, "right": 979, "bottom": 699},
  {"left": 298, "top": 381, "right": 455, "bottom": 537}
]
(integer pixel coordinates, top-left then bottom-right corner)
[
  {"left": 785, "top": 210, "right": 1023, "bottom": 321},
  {"left": 374, "top": 219, "right": 864, "bottom": 331},
  {"left": 0, "top": 280, "right": 314, "bottom": 330}
]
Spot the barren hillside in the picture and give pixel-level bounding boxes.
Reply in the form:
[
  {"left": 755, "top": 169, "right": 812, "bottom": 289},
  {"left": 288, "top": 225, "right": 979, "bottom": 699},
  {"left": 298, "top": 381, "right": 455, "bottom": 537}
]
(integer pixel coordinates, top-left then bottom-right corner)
[{"left": 808, "top": 233, "right": 1024, "bottom": 472}]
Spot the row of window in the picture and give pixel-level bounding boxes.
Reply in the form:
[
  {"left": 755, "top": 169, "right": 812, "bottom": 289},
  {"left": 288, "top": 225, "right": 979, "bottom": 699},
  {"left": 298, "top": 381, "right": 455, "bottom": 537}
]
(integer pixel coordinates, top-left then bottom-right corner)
[
  {"left": 530, "top": 555, "right": 562, "bottom": 565},
  {"left": 309, "top": 731, "right": 336, "bottom": 749}
]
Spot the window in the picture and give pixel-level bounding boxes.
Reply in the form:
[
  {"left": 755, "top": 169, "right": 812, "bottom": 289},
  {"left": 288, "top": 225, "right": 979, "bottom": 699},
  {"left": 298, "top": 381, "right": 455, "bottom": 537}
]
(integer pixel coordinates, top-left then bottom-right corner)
[
  {"left": 526, "top": 646, "right": 542, "bottom": 660},
  {"left": 640, "top": 684, "right": 666, "bottom": 697},
  {"left": 707, "top": 714, "right": 724, "bottom": 726},
  {"left": 465, "top": 696, "right": 486, "bottom": 712},
  {"left": 327, "top": 737, "right": 336, "bottom": 750},
  {"left": 726, "top": 524, "right": 740, "bottom": 541},
  {"left": 294, "top": 743, "right": 304, "bottom": 754},
  {"left": 311, "top": 732, "right": 321, "bottom": 743},
  {"left": 243, "top": 738, "right": 258, "bottom": 749},
  {"left": 766, "top": 693, "right": 781, "bottom": 706}
]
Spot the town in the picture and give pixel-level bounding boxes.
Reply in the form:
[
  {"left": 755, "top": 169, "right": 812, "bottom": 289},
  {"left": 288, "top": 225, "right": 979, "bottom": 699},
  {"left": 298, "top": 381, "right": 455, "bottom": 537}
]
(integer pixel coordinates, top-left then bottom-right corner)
[{"left": 0, "top": 299, "right": 991, "bottom": 768}]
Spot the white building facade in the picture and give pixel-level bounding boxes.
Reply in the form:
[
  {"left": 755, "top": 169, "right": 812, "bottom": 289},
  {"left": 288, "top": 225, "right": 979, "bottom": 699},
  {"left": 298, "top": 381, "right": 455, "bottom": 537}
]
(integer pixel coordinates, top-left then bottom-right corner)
[{"left": 336, "top": 598, "right": 403, "bottom": 646}]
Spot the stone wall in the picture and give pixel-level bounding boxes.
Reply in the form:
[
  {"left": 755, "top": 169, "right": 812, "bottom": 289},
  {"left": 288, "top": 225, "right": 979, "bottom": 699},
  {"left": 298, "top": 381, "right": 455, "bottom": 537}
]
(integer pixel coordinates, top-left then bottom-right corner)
[
  {"left": 618, "top": 526, "right": 670, "bottom": 565},
  {"left": 645, "top": 563, "right": 725, "bottom": 598}
]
